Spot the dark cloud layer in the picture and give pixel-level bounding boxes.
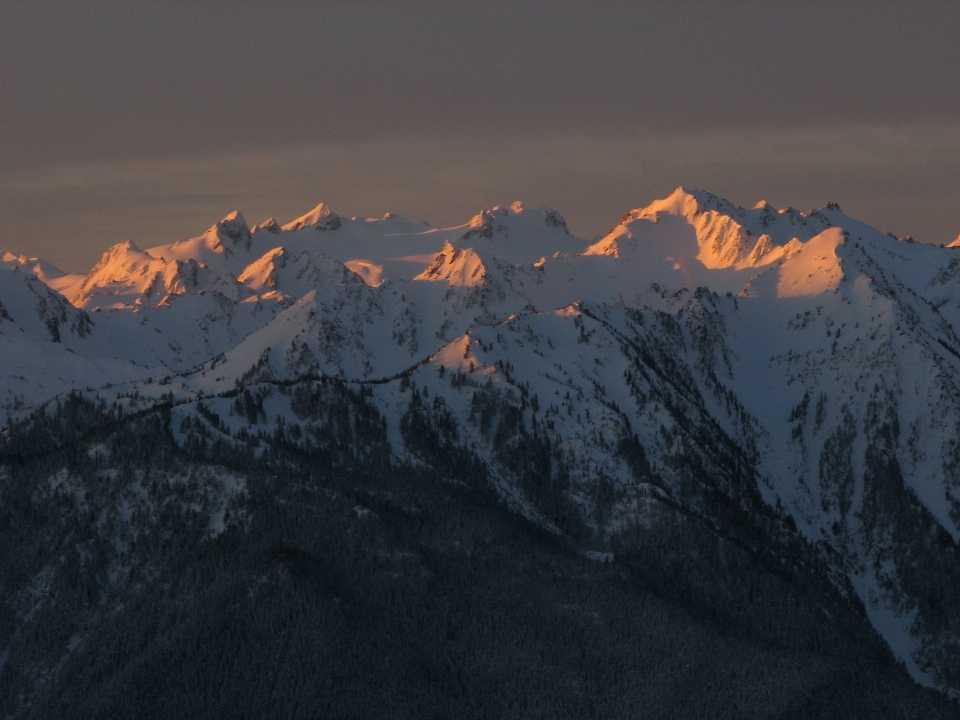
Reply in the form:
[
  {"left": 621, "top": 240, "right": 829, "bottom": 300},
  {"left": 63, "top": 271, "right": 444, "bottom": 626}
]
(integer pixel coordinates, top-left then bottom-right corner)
[{"left": 2, "top": 1, "right": 959, "bottom": 271}]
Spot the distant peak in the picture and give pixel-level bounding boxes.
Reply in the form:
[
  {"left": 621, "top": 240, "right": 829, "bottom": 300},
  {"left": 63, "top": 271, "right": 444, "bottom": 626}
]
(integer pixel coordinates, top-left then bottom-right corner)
[
  {"left": 252, "top": 218, "right": 281, "bottom": 235},
  {"left": 114, "top": 239, "right": 142, "bottom": 254},
  {"left": 77, "top": 240, "right": 152, "bottom": 301},
  {"left": 215, "top": 211, "right": 251, "bottom": 244},
  {"left": 463, "top": 202, "right": 569, "bottom": 241},
  {"left": 621, "top": 190, "right": 843, "bottom": 244},
  {"left": 282, "top": 202, "right": 342, "bottom": 232},
  {"left": 623, "top": 187, "right": 738, "bottom": 224},
  {"left": 415, "top": 241, "right": 488, "bottom": 286},
  {"left": 464, "top": 208, "right": 508, "bottom": 241},
  {"left": 670, "top": 187, "right": 738, "bottom": 214},
  {"left": 467, "top": 202, "right": 524, "bottom": 228}
]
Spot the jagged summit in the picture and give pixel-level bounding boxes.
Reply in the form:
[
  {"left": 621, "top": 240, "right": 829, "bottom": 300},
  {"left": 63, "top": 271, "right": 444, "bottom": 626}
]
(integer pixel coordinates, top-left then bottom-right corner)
[
  {"left": 37, "top": 189, "right": 950, "bottom": 319},
  {"left": 1, "top": 251, "right": 85, "bottom": 296},
  {"left": 281, "top": 202, "right": 342, "bottom": 232},
  {"left": 237, "top": 246, "right": 365, "bottom": 300},
  {"left": 415, "top": 241, "right": 488, "bottom": 287},
  {"left": 215, "top": 211, "right": 251, "bottom": 243},
  {"left": 453, "top": 203, "right": 579, "bottom": 264},
  {"left": 71, "top": 239, "right": 212, "bottom": 310},
  {"left": 463, "top": 203, "right": 568, "bottom": 240},
  {"left": 0, "top": 263, "right": 92, "bottom": 342},
  {"left": 626, "top": 186, "right": 737, "bottom": 221},
  {"left": 9, "top": 188, "right": 960, "bottom": 701},
  {"left": 252, "top": 217, "right": 281, "bottom": 234},
  {"left": 627, "top": 187, "right": 839, "bottom": 237},
  {"left": 1, "top": 251, "right": 68, "bottom": 279},
  {"left": 463, "top": 205, "right": 520, "bottom": 241},
  {"left": 74, "top": 240, "right": 149, "bottom": 301},
  {"left": 597, "top": 187, "right": 854, "bottom": 274}
]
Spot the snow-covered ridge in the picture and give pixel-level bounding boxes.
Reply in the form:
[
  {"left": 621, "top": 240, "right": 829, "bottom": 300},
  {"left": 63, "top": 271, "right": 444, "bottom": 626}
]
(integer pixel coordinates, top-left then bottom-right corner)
[
  {"left": 281, "top": 202, "right": 341, "bottom": 232},
  {"left": 45, "top": 188, "right": 871, "bottom": 315},
  {"left": 6, "top": 188, "right": 960, "bottom": 695},
  {"left": 5, "top": 187, "right": 955, "bottom": 396},
  {"left": 6, "top": 187, "right": 957, "bottom": 390}
]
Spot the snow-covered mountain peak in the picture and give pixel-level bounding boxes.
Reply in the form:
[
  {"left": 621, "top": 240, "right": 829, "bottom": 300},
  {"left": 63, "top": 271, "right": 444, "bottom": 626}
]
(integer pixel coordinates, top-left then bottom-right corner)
[
  {"left": 627, "top": 188, "right": 843, "bottom": 243},
  {"left": 281, "top": 202, "right": 342, "bottom": 232},
  {"left": 585, "top": 200, "right": 730, "bottom": 265},
  {"left": 1, "top": 251, "right": 64, "bottom": 277},
  {"left": 76, "top": 240, "right": 150, "bottom": 294},
  {"left": 71, "top": 238, "right": 215, "bottom": 310},
  {"left": 414, "top": 241, "right": 488, "bottom": 287},
  {"left": 777, "top": 226, "right": 847, "bottom": 297},
  {"left": 587, "top": 189, "right": 845, "bottom": 285},
  {"left": 70, "top": 240, "right": 151, "bottom": 307},
  {"left": 236, "top": 246, "right": 365, "bottom": 300},
  {"left": 112, "top": 239, "right": 142, "bottom": 256},
  {"left": 628, "top": 186, "right": 737, "bottom": 222},
  {"left": 12, "top": 187, "right": 960, "bottom": 701},
  {"left": 463, "top": 203, "right": 568, "bottom": 240},
  {"left": 215, "top": 211, "right": 251, "bottom": 244},
  {"left": 1, "top": 251, "right": 85, "bottom": 296},
  {"left": 453, "top": 203, "right": 580, "bottom": 265},
  {"left": 463, "top": 206, "right": 514, "bottom": 241},
  {"left": 0, "top": 263, "right": 92, "bottom": 343},
  {"left": 738, "top": 227, "right": 847, "bottom": 299},
  {"left": 236, "top": 247, "right": 287, "bottom": 291},
  {"left": 251, "top": 217, "right": 281, "bottom": 235}
]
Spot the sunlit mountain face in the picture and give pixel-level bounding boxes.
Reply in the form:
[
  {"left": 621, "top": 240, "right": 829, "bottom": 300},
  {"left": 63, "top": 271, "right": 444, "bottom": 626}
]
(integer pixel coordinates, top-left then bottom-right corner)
[{"left": 3, "top": 189, "right": 960, "bottom": 717}]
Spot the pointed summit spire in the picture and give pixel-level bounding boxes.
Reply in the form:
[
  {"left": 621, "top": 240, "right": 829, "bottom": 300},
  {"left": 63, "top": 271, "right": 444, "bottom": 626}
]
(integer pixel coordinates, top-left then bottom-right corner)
[
  {"left": 215, "top": 211, "right": 251, "bottom": 244},
  {"left": 252, "top": 218, "right": 281, "bottom": 235},
  {"left": 282, "top": 202, "right": 342, "bottom": 232}
]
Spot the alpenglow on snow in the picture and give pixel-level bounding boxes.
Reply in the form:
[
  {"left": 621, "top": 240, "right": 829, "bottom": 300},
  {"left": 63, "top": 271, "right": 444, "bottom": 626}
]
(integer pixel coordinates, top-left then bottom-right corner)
[{"left": 5, "top": 187, "right": 960, "bottom": 698}]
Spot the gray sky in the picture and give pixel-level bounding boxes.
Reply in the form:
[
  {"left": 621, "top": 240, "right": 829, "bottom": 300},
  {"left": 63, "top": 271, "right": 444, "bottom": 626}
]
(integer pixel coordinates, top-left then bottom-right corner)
[{"left": 2, "top": 1, "right": 959, "bottom": 271}]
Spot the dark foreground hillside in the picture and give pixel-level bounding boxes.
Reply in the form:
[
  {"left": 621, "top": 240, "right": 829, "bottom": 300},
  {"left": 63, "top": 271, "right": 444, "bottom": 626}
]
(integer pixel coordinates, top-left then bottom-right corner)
[{"left": 0, "top": 387, "right": 956, "bottom": 719}]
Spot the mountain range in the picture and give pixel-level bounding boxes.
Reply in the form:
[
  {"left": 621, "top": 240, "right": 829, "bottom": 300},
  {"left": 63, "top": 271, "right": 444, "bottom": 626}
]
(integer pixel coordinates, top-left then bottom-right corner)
[{"left": 3, "top": 188, "right": 960, "bottom": 717}]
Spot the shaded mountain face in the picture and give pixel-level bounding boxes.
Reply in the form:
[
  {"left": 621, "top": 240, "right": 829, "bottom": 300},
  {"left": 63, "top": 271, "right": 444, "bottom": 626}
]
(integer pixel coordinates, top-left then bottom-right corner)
[{"left": 3, "top": 188, "right": 960, "bottom": 715}]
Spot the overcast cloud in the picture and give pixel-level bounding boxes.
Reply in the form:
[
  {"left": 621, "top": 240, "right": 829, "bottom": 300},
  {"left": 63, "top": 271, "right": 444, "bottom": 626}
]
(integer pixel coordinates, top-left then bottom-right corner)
[{"left": 2, "top": 1, "right": 959, "bottom": 271}]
